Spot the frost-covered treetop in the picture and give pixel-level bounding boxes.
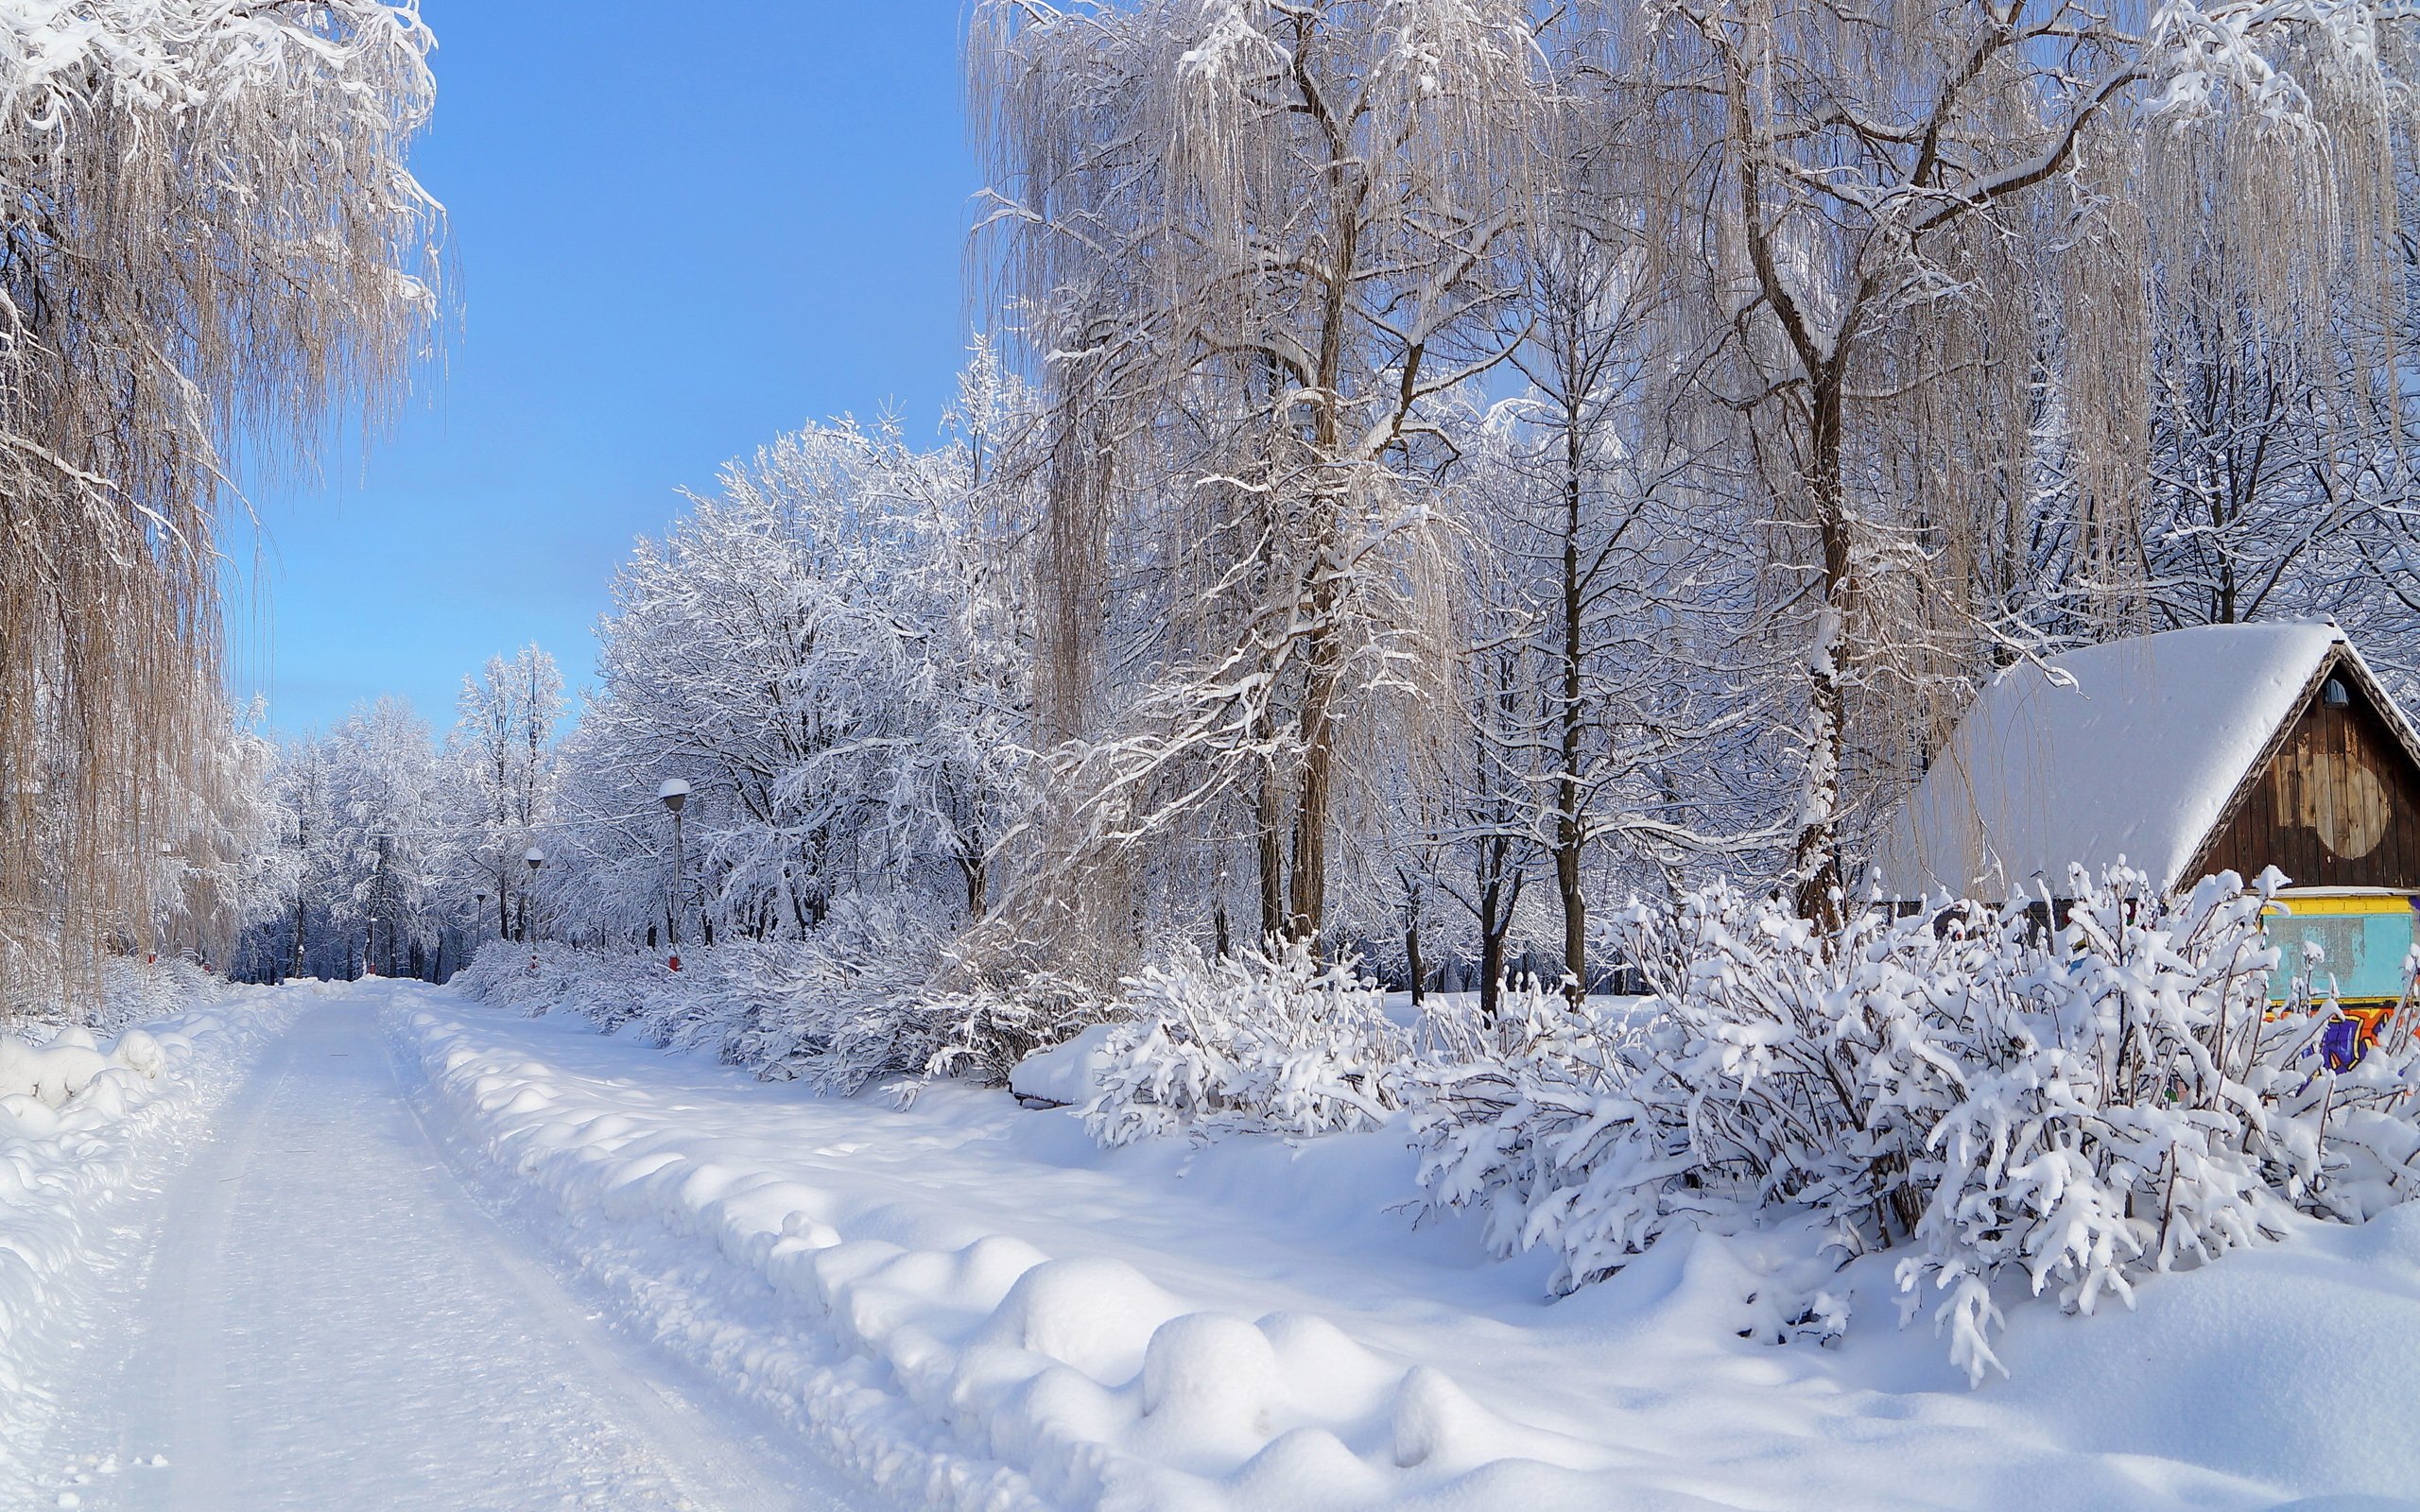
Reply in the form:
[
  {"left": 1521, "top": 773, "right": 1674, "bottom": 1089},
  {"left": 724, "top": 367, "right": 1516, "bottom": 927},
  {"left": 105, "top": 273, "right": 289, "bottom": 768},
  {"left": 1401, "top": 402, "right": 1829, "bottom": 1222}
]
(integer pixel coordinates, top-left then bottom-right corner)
[{"left": 0, "top": 0, "right": 431, "bottom": 141}]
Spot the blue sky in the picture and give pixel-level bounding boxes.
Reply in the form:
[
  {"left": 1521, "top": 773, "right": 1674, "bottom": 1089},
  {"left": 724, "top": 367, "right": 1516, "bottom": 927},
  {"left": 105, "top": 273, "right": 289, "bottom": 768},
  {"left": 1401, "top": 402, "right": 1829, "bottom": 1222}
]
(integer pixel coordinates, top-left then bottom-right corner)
[{"left": 227, "top": 2, "right": 980, "bottom": 736}]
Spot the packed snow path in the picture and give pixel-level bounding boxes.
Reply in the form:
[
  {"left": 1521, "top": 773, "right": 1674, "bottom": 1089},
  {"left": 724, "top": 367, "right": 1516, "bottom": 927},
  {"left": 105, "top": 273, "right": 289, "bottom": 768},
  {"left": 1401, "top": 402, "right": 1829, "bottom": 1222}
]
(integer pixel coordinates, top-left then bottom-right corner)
[{"left": 50, "top": 996, "right": 851, "bottom": 1511}]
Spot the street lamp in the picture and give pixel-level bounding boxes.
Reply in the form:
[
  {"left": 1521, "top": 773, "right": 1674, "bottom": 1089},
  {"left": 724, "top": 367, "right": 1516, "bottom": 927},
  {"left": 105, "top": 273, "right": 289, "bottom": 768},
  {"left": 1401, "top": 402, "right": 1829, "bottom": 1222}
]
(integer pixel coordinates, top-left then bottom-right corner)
[
  {"left": 657, "top": 778, "right": 690, "bottom": 963},
  {"left": 524, "top": 848, "right": 544, "bottom": 971}
]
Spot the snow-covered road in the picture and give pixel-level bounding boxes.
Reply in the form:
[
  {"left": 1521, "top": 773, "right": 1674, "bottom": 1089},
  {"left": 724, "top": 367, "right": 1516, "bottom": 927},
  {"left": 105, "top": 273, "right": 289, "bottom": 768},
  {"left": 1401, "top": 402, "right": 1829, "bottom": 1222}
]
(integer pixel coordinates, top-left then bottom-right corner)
[{"left": 40, "top": 994, "right": 857, "bottom": 1511}]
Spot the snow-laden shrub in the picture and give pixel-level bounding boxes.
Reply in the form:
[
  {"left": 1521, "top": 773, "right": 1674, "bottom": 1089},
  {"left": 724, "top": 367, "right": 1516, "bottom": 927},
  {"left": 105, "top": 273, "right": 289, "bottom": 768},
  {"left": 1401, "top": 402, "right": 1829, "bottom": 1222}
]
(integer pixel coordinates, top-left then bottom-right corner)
[
  {"left": 1409, "top": 867, "right": 2420, "bottom": 1384},
  {"left": 95, "top": 955, "right": 216, "bottom": 1034},
  {"left": 3, "top": 954, "right": 216, "bottom": 1036},
  {"left": 1402, "top": 984, "right": 1662, "bottom": 1291},
  {"left": 713, "top": 920, "right": 972, "bottom": 1091},
  {"left": 451, "top": 917, "right": 1071, "bottom": 1094},
  {"left": 1077, "top": 944, "right": 1409, "bottom": 1146},
  {"left": 453, "top": 939, "right": 689, "bottom": 1053},
  {"left": 917, "top": 965, "right": 1104, "bottom": 1090},
  {"left": 454, "top": 939, "right": 666, "bottom": 1028}
]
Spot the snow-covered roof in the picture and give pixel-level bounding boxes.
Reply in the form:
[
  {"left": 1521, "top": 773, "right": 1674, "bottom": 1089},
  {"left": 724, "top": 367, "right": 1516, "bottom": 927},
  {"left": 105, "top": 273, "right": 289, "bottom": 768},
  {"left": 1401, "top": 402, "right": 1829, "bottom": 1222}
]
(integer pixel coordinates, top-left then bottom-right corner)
[{"left": 1870, "top": 623, "right": 2355, "bottom": 902}]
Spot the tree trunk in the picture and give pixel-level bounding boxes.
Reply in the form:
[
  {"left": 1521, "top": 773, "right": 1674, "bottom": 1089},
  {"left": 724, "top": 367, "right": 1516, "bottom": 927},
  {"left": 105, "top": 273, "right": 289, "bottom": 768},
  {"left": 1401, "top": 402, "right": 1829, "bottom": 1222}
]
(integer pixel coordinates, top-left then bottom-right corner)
[
  {"left": 1283, "top": 112, "right": 1360, "bottom": 954},
  {"left": 1287, "top": 728, "right": 1334, "bottom": 949},
  {"left": 1255, "top": 742, "right": 1287, "bottom": 946},
  {"left": 963, "top": 845, "right": 987, "bottom": 921},
  {"left": 1554, "top": 418, "right": 1588, "bottom": 1003},
  {"left": 1791, "top": 369, "right": 1852, "bottom": 927},
  {"left": 1478, "top": 872, "right": 1510, "bottom": 1024},
  {"left": 1287, "top": 601, "right": 1347, "bottom": 948}
]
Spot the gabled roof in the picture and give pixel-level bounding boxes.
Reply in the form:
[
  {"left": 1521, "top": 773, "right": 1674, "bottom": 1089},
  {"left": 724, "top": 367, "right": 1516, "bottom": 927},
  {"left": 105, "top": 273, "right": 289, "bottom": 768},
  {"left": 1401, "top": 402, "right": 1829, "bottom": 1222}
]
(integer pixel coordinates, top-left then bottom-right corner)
[{"left": 1868, "top": 623, "right": 2414, "bottom": 902}]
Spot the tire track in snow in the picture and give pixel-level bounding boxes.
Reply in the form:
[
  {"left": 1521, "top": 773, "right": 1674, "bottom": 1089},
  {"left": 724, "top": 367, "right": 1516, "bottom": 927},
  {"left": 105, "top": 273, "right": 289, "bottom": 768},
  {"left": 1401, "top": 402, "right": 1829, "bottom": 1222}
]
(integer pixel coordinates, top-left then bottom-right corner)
[{"left": 122, "top": 1004, "right": 299, "bottom": 1506}]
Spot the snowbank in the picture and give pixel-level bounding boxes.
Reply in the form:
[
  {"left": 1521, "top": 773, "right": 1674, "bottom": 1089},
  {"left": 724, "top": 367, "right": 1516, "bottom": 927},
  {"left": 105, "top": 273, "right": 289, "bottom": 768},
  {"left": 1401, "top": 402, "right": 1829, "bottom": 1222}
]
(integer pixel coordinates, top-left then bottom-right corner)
[
  {"left": 393, "top": 1002, "right": 1636, "bottom": 1510},
  {"left": 0, "top": 973, "right": 305, "bottom": 1497},
  {"left": 389, "top": 994, "right": 2420, "bottom": 1512},
  {"left": 1009, "top": 1022, "right": 1115, "bottom": 1106}
]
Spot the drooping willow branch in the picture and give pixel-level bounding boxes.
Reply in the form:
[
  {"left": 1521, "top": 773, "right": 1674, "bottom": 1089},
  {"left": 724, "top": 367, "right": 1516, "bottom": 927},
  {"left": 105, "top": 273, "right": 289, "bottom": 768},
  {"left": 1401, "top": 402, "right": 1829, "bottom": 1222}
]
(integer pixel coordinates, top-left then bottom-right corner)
[{"left": 0, "top": 0, "right": 445, "bottom": 1008}]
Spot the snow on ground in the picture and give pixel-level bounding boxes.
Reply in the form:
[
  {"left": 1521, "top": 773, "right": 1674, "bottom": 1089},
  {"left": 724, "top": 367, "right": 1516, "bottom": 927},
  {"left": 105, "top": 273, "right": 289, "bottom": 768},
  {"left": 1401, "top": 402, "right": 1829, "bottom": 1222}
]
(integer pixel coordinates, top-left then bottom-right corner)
[
  {"left": 0, "top": 976, "right": 302, "bottom": 1504},
  {"left": 12, "top": 973, "right": 2414, "bottom": 1510},
  {"left": 27, "top": 979, "right": 857, "bottom": 1511},
  {"left": 392, "top": 985, "right": 2420, "bottom": 1512}
]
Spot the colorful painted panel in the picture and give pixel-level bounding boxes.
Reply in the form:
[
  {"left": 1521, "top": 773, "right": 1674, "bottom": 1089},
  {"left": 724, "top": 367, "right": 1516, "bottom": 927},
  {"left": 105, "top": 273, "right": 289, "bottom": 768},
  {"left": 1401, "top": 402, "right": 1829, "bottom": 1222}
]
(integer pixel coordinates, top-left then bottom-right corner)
[{"left": 2263, "top": 892, "right": 2420, "bottom": 1005}]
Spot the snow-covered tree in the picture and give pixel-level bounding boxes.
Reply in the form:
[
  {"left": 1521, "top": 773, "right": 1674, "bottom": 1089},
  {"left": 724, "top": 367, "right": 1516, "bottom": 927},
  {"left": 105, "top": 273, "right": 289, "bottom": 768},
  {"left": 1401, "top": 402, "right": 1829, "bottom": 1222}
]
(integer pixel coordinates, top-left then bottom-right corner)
[
  {"left": 974, "top": 0, "right": 1557, "bottom": 965},
  {"left": 323, "top": 697, "right": 446, "bottom": 979},
  {"left": 543, "top": 371, "right": 1033, "bottom": 953},
  {"left": 444, "top": 646, "right": 564, "bottom": 942},
  {"left": 1558, "top": 0, "right": 2419, "bottom": 919},
  {"left": 147, "top": 700, "right": 295, "bottom": 972},
  {"left": 0, "top": 0, "right": 442, "bottom": 1004}
]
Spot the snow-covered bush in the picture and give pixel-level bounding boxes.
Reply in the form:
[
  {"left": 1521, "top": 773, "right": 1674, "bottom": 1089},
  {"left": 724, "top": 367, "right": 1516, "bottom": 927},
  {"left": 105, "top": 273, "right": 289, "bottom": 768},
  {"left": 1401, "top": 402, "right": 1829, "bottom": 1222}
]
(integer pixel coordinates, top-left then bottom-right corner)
[
  {"left": 1403, "top": 986, "right": 1661, "bottom": 1294},
  {"left": 1077, "top": 944, "right": 1409, "bottom": 1146},
  {"left": 454, "top": 939, "right": 666, "bottom": 1029},
  {"left": 452, "top": 919, "right": 1064, "bottom": 1094},
  {"left": 95, "top": 955, "right": 217, "bottom": 1035},
  {"left": 915, "top": 963, "right": 1104, "bottom": 1091},
  {"left": 706, "top": 918, "right": 984, "bottom": 1091},
  {"left": 3, "top": 954, "right": 219, "bottom": 1037},
  {"left": 0, "top": 1018, "right": 176, "bottom": 1109},
  {"left": 1409, "top": 867, "right": 2420, "bottom": 1383}
]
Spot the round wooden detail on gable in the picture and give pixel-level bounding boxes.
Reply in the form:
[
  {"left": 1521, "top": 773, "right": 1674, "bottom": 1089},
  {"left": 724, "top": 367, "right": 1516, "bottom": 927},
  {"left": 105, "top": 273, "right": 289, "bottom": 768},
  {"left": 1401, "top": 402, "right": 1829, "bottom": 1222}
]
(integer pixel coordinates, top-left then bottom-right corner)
[{"left": 2277, "top": 745, "right": 2392, "bottom": 859}]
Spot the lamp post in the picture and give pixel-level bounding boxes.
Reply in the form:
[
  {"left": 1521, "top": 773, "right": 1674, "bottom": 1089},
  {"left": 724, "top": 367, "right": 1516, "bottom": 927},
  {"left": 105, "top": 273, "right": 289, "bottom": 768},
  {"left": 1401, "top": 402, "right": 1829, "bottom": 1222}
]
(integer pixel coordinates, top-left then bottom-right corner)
[
  {"left": 524, "top": 848, "right": 544, "bottom": 971},
  {"left": 657, "top": 778, "right": 690, "bottom": 967}
]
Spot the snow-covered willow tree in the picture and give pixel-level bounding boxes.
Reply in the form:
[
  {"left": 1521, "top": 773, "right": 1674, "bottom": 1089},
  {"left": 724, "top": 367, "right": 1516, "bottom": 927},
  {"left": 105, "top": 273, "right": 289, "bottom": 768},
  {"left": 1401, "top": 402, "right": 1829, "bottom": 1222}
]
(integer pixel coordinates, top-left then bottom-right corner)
[
  {"left": 0, "top": 0, "right": 442, "bottom": 1004},
  {"left": 1603, "top": 0, "right": 2416, "bottom": 918},
  {"left": 144, "top": 699, "right": 292, "bottom": 971},
  {"left": 973, "top": 0, "right": 1557, "bottom": 971},
  {"left": 2132, "top": 129, "right": 2420, "bottom": 696},
  {"left": 542, "top": 369, "right": 1032, "bottom": 951}
]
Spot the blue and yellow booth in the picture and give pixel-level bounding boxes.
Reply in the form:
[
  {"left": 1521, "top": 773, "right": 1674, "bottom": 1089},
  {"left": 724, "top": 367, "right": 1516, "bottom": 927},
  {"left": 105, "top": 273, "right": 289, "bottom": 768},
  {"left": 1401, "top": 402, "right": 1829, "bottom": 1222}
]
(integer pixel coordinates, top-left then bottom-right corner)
[{"left": 2264, "top": 890, "right": 2420, "bottom": 1072}]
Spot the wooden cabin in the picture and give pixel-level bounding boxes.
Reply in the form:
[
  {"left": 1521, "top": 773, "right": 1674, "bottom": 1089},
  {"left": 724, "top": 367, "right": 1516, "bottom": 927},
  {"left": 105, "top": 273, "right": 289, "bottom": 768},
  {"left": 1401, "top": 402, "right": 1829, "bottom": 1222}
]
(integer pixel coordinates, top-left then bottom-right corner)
[
  {"left": 2200, "top": 648, "right": 2420, "bottom": 889},
  {"left": 1871, "top": 625, "right": 2420, "bottom": 1013}
]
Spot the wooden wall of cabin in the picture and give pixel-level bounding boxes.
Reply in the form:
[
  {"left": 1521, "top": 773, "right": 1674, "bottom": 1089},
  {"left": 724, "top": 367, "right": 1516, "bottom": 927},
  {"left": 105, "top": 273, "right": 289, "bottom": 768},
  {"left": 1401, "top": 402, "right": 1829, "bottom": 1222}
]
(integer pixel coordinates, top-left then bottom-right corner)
[{"left": 2200, "top": 665, "right": 2420, "bottom": 890}]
